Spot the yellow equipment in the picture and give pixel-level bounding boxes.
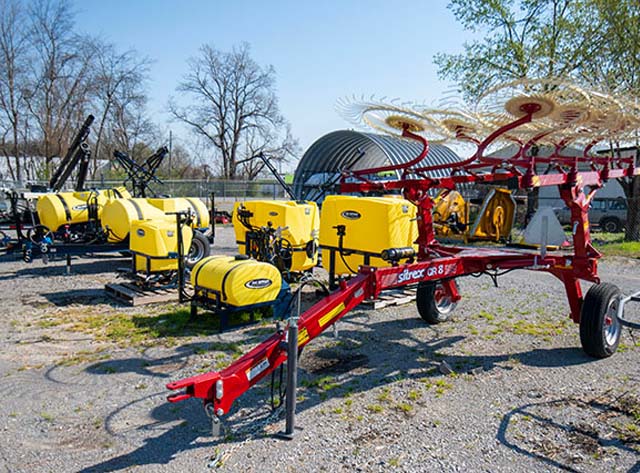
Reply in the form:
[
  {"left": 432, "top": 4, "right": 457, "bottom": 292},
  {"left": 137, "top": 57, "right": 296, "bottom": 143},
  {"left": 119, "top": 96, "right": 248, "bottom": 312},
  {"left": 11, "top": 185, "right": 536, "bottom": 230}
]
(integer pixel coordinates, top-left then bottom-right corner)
[
  {"left": 432, "top": 190, "right": 469, "bottom": 237},
  {"left": 147, "top": 197, "right": 210, "bottom": 229},
  {"left": 319, "top": 195, "right": 418, "bottom": 275},
  {"left": 191, "top": 255, "right": 282, "bottom": 308},
  {"left": 36, "top": 187, "right": 130, "bottom": 232},
  {"left": 233, "top": 200, "right": 319, "bottom": 273},
  {"left": 130, "top": 219, "right": 193, "bottom": 273},
  {"left": 468, "top": 188, "right": 516, "bottom": 242},
  {"left": 101, "top": 198, "right": 170, "bottom": 243}
]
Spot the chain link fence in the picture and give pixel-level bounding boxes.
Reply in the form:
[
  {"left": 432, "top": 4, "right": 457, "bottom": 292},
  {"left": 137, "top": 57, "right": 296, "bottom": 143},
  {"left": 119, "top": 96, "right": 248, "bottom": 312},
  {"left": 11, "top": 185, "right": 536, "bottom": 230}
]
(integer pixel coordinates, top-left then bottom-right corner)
[{"left": 0, "top": 178, "right": 288, "bottom": 200}]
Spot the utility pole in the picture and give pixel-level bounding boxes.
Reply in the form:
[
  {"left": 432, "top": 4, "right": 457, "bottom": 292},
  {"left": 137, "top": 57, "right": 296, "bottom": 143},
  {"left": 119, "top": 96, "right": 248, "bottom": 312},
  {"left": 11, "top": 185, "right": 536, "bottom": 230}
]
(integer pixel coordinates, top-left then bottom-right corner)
[{"left": 169, "top": 130, "right": 173, "bottom": 176}]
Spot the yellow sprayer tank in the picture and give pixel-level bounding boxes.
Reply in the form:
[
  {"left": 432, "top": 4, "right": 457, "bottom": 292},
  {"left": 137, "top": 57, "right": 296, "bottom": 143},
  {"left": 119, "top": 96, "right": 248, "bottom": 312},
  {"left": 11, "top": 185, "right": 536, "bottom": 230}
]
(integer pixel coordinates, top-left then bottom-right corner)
[
  {"left": 101, "top": 198, "right": 170, "bottom": 243},
  {"left": 319, "top": 195, "right": 418, "bottom": 275},
  {"left": 191, "top": 255, "right": 282, "bottom": 307},
  {"left": 233, "top": 200, "right": 319, "bottom": 272},
  {"left": 36, "top": 187, "right": 130, "bottom": 232},
  {"left": 147, "top": 197, "right": 210, "bottom": 229},
  {"left": 130, "top": 219, "right": 193, "bottom": 273}
]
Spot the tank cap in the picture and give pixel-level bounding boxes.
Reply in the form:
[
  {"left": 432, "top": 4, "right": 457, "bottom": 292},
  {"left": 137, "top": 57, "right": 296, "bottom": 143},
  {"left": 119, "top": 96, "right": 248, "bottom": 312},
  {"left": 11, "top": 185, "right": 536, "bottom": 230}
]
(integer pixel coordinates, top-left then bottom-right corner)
[{"left": 234, "top": 254, "right": 250, "bottom": 261}]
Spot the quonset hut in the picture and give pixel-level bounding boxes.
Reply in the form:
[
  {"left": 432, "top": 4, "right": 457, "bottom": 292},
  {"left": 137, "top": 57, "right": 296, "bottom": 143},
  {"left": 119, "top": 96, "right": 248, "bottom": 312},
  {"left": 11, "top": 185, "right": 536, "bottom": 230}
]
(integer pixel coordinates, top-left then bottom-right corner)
[{"left": 292, "top": 130, "right": 461, "bottom": 202}]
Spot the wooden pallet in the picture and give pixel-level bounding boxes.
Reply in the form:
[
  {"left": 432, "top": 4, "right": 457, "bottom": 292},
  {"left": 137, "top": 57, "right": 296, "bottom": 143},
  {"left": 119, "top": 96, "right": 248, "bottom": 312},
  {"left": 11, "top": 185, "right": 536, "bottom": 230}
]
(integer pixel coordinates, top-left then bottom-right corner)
[
  {"left": 362, "top": 288, "right": 416, "bottom": 309},
  {"left": 105, "top": 282, "right": 178, "bottom": 306}
]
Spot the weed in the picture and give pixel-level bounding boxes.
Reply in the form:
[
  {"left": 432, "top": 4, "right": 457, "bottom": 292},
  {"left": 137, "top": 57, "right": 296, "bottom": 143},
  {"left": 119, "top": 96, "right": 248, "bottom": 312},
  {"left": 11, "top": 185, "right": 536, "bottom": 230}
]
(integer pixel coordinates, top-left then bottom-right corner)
[
  {"left": 377, "top": 387, "right": 392, "bottom": 402},
  {"left": 395, "top": 402, "right": 413, "bottom": 413},
  {"left": 57, "top": 349, "right": 111, "bottom": 366},
  {"left": 41, "top": 412, "right": 54, "bottom": 422},
  {"left": 366, "top": 404, "right": 384, "bottom": 413}
]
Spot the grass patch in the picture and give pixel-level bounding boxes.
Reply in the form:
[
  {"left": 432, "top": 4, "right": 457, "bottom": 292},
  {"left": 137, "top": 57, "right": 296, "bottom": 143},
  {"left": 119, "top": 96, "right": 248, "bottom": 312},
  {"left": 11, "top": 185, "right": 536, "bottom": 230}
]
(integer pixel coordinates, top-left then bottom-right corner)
[
  {"left": 596, "top": 240, "right": 640, "bottom": 257},
  {"left": 366, "top": 404, "right": 384, "bottom": 413},
  {"left": 301, "top": 375, "right": 339, "bottom": 392},
  {"left": 476, "top": 311, "right": 495, "bottom": 321},
  {"left": 505, "top": 319, "right": 566, "bottom": 337},
  {"left": 68, "top": 308, "right": 222, "bottom": 347},
  {"left": 591, "top": 232, "right": 640, "bottom": 257},
  {"left": 395, "top": 402, "right": 413, "bottom": 413},
  {"left": 57, "top": 349, "right": 111, "bottom": 366}
]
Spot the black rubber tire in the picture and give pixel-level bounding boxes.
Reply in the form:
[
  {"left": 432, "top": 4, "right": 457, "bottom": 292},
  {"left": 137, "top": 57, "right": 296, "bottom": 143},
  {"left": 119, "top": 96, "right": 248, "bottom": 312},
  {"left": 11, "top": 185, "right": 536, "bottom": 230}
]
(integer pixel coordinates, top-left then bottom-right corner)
[
  {"left": 579, "top": 282, "right": 622, "bottom": 358},
  {"left": 186, "top": 231, "right": 211, "bottom": 268},
  {"left": 416, "top": 280, "right": 458, "bottom": 324},
  {"left": 600, "top": 217, "right": 622, "bottom": 233}
]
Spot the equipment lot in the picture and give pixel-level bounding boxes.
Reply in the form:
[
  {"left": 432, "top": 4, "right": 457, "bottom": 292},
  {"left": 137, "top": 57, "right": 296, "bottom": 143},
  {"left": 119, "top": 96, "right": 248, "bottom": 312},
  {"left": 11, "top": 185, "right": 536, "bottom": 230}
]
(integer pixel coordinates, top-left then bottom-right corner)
[{"left": 0, "top": 226, "right": 639, "bottom": 472}]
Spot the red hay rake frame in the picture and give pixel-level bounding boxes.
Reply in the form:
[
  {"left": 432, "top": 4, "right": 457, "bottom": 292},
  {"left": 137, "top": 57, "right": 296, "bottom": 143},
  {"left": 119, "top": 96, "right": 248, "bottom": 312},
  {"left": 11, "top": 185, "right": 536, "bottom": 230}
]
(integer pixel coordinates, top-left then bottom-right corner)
[{"left": 166, "top": 91, "right": 640, "bottom": 429}]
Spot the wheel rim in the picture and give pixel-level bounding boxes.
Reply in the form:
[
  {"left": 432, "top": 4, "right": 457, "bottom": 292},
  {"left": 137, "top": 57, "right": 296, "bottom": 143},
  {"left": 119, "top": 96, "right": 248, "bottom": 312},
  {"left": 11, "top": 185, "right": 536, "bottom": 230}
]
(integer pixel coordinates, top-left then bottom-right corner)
[
  {"left": 603, "top": 221, "right": 617, "bottom": 233},
  {"left": 434, "top": 284, "right": 455, "bottom": 314},
  {"left": 187, "top": 239, "right": 205, "bottom": 266},
  {"left": 604, "top": 297, "right": 621, "bottom": 346}
]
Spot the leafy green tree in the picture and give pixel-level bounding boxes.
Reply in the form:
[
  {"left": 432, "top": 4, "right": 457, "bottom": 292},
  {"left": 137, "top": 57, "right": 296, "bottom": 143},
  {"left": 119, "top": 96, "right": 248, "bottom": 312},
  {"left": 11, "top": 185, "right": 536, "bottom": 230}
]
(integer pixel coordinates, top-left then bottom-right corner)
[
  {"left": 434, "top": 0, "right": 604, "bottom": 100},
  {"left": 436, "top": 0, "right": 640, "bottom": 239}
]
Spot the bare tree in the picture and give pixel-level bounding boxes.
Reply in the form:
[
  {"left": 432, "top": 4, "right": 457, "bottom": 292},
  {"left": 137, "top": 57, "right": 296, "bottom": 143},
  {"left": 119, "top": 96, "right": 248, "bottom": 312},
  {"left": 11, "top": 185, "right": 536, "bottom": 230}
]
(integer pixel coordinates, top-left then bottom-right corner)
[
  {"left": 24, "top": 0, "right": 94, "bottom": 178},
  {"left": 91, "top": 40, "right": 152, "bottom": 175},
  {"left": 170, "top": 42, "right": 293, "bottom": 179},
  {"left": 240, "top": 124, "right": 299, "bottom": 180},
  {"left": 0, "top": 0, "right": 30, "bottom": 180}
]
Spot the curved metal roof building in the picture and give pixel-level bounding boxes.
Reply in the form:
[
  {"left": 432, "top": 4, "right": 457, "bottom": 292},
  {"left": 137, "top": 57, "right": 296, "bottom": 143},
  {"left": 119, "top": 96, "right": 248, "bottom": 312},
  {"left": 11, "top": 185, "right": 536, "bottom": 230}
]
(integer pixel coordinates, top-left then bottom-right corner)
[{"left": 293, "top": 130, "right": 461, "bottom": 201}]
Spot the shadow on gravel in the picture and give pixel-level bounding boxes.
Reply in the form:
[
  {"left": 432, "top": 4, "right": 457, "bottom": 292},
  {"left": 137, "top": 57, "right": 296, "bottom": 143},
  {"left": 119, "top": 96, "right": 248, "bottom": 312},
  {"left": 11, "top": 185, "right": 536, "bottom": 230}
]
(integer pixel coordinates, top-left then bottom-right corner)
[
  {"left": 73, "top": 311, "right": 608, "bottom": 468},
  {"left": 0, "top": 256, "right": 128, "bottom": 280},
  {"left": 78, "top": 393, "right": 216, "bottom": 472},
  {"left": 497, "top": 395, "right": 640, "bottom": 472},
  {"left": 83, "top": 343, "right": 202, "bottom": 379},
  {"left": 42, "top": 288, "right": 118, "bottom": 307}
]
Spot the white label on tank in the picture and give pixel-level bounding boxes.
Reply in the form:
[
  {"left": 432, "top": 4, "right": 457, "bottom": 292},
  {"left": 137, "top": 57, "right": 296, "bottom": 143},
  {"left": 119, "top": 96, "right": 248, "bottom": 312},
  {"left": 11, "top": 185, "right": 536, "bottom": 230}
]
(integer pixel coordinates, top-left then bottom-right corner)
[
  {"left": 341, "top": 210, "right": 361, "bottom": 220},
  {"left": 72, "top": 205, "right": 88, "bottom": 211},
  {"left": 246, "top": 358, "right": 270, "bottom": 381},
  {"left": 245, "top": 278, "right": 273, "bottom": 289}
]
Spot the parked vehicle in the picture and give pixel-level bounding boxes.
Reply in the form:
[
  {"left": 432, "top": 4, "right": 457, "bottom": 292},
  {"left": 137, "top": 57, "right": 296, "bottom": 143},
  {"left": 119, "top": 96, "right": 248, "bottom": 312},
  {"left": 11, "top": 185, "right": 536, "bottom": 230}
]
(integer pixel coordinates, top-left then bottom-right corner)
[{"left": 554, "top": 197, "right": 627, "bottom": 232}]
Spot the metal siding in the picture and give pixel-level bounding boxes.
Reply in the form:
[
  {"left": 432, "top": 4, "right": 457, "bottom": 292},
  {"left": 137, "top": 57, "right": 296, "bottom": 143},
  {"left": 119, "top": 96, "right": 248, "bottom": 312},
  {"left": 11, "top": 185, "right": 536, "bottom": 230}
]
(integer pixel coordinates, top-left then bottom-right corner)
[{"left": 293, "top": 130, "right": 461, "bottom": 199}]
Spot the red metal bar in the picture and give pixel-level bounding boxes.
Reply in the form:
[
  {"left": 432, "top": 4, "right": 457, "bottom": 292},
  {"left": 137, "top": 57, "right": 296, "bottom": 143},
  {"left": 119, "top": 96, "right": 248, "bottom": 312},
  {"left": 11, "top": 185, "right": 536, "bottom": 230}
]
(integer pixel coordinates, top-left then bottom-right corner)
[{"left": 350, "top": 127, "right": 429, "bottom": 177}]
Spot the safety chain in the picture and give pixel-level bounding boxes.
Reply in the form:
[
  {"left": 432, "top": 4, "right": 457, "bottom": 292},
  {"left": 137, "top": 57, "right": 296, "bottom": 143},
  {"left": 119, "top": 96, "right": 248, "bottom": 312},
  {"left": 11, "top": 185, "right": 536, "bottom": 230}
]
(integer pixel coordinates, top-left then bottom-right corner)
[{"left": 207, "top": 404, "right": 285, "bottom": 469}]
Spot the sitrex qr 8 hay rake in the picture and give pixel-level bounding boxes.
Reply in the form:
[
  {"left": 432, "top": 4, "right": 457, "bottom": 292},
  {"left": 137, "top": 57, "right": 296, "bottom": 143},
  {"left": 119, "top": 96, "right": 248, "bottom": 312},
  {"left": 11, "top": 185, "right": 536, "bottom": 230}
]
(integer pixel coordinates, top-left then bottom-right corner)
[{"left": 167, "top": 78, "right": 640, "bottom": 436}]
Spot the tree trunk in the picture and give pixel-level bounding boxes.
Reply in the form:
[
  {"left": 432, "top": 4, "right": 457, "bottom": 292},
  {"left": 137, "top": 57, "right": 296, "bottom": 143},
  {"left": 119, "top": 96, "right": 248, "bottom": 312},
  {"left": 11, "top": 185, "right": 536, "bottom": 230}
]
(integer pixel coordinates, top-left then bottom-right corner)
[{"left": 624, "top": 175, "right": 640, "bottom": 241}]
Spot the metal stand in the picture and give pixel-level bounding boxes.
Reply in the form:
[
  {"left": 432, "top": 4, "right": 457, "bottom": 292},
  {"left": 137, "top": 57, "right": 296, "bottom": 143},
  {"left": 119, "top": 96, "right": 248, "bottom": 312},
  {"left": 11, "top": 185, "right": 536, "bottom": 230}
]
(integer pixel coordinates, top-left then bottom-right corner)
[
  {"left": 66, "top": 254, "right": 71, "bottom": 275},
  {"left": 276, "top": 288, "right": 301, "bottom": 440}
]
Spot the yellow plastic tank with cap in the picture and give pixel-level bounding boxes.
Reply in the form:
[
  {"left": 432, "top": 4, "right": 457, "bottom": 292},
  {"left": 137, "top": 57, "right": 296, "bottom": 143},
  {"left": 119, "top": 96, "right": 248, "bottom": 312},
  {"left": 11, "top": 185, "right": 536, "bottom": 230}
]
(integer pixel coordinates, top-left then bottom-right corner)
[
  {"left": 147, "top": 197, "right": 210, "bottom": 228},
  {"left": 101, "top": 198, "right": 170, "bottom": 243},
  {"left": 319, "top": 195, "right": 418, "bottom": 275},
  {"left": 233, "top": 200, "right": 319, "bottom": 272},
  {"left": 36, "top": 187, "right": 131, "bottom": 232},
  {"left": 191, "top": 255, "right": 282, "bottom": 307},
  {"left": 130, "top": 219, "right": 193, "bottom": 273}
]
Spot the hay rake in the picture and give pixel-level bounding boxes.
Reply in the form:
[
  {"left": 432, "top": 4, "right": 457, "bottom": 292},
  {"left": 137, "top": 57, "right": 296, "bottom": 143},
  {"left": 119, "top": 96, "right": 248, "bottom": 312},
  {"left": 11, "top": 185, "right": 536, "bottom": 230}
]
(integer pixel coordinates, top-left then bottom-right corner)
[{"left": 167, "top": 78, "right": 640, "bottom": 437}]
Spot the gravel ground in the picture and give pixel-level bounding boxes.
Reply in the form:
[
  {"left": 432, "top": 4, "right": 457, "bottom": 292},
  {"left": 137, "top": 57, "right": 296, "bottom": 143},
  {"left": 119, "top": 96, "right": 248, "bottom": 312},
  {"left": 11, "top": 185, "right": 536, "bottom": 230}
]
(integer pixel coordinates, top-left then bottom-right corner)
[{"left": 0, "top": 226, "right": 639, "bottom": 472}]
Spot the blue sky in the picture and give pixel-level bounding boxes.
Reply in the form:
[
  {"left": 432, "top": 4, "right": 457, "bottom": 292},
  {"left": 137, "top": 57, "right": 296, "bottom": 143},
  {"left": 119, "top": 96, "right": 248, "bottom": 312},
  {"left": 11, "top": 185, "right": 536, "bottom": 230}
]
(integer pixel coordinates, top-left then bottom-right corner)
[{"left": 74, "top": 0, "right": 475, "bottom": 160}]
